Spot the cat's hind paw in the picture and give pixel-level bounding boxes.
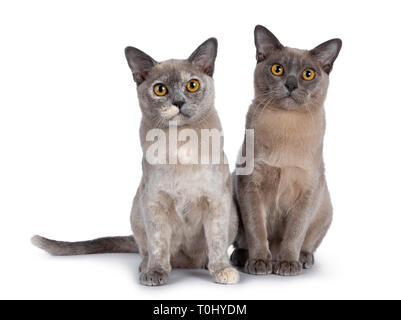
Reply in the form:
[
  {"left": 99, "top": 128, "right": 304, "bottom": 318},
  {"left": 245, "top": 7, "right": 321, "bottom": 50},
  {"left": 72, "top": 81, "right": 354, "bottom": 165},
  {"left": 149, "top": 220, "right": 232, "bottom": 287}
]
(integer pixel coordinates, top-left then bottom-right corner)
[{"left": 299, "top": 252, "right": 314, "bottom": 269}]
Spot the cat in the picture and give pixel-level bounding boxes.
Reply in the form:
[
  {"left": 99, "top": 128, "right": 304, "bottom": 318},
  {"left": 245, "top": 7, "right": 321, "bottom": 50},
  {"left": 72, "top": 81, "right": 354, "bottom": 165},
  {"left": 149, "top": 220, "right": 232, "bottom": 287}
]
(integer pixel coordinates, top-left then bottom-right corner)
[
  {"left": 231, "top": 25, "right": 342, "bottom": 276},
  {"left": 32, "top": 38, "right": 240, "bottom": 286}
]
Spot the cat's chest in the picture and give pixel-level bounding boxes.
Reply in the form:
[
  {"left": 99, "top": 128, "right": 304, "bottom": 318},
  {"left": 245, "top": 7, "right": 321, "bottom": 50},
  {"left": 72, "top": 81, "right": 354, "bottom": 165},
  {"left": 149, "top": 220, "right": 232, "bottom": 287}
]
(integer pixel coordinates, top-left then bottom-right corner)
[
  {"left": 144, "top": 138, "right": 201, "bottom": 165},
  {"left": 172, "top": 167, "right": 217, "bottom": 200},
  {"left": 148, "top": 165, "right": 225, "bottom": 206},
  {"left": 253, "top": 108, "right": 323, "bottom": 168},
  {"left": 257, "top": 143, "right": 308, "bottom": 168},
  {"left": 256, "top": 162, "right": 313, "bottom": 214},
  {"left": 175, "top": 142, "right": 199, "bottom": 165},
  {"left": 164, "top": 167, "right": 225, "bottom": 225}
]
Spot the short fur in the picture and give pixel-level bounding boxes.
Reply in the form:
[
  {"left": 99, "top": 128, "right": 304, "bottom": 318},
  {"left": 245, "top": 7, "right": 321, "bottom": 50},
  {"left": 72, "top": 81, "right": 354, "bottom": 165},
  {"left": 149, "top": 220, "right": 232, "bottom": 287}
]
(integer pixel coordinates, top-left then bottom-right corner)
[
  {"left": 231, "top": 26, "right": 341, "bottom": 276},
  {"left": 33, "top": 38, "right": 239, "bottom": 286}
]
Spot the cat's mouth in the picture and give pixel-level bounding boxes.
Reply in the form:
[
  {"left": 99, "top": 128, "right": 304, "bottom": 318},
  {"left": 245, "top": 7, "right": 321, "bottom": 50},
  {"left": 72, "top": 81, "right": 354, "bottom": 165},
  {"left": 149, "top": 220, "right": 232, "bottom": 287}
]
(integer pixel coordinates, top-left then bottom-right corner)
[
  {"left": 160, "top": 106, "right": 179, "bottom": 120},
  {"left": 160, "top": 105, "right": 190, "bottom": 121},
  {"left": 278, "top": 94, "right": 307, "bottom": 110},
  {"left": 283, "top": 93, "right": 302, "bottom": 104}
]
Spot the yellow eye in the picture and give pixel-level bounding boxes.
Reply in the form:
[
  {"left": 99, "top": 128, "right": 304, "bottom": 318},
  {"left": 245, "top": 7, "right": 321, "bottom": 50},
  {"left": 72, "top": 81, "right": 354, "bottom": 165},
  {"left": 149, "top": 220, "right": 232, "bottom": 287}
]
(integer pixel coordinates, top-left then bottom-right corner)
[
  {"left": 271, "top": 64, "right": 284, "bottom": 76},
  {"left": 186, "top": 80, "right": 200, "bottom": 93},
  {"left": 153, "top": 83, "right": 168, "bottom": 96},
  {"left": 302, "top": 69, "right": 316, "bottom": 81}
]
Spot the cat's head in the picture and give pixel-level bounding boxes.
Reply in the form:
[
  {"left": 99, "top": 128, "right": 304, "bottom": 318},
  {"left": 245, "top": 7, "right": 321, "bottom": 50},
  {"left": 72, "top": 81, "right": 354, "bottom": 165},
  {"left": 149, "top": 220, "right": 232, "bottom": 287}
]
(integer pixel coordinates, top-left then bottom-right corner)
[
  {"left": 125, "top": 38, "right": 217, "bottom": 127},
  {"left": 253, "top": 25, "right": 342, "bottom": 111}
]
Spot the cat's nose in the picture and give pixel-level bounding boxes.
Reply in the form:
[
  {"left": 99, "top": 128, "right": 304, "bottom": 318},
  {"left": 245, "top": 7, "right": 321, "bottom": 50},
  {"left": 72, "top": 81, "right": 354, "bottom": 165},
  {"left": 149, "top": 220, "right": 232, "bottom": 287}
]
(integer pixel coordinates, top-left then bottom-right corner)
[
  {"left": 172, "top": 100, "right": 185, "bottom": 109},
  {"left": 285, "top": 76, "right": 298, "bottom": 93}
]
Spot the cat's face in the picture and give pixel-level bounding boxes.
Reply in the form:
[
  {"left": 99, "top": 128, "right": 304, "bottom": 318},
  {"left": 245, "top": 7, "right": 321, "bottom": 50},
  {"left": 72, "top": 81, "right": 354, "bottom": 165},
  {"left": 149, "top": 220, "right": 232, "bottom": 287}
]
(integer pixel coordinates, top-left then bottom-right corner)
[
  {"left": 254, "top": 25, "right": 342, "bottom": 111},
  {"left": 125, "top": 39, "right": 217, "bottom": 127}
]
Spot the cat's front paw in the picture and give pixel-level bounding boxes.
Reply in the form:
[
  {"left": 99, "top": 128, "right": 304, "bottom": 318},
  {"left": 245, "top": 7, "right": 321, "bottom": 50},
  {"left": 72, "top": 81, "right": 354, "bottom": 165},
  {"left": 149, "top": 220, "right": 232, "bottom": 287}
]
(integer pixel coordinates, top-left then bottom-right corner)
[
  {"left": 140, "top": 268, "right": 169, "bottom": 286},
  {"left": 212, "top": 267, "right": 240, "bottom": 285},
  {"left": 299, "top": 252, "right": 314, "bottom": 269},
  {"left": 273, "top": 261, "right": 302, "bottom": 276},
  {"left": 245, "top": 259, "right": 273, "bottom": 275}
]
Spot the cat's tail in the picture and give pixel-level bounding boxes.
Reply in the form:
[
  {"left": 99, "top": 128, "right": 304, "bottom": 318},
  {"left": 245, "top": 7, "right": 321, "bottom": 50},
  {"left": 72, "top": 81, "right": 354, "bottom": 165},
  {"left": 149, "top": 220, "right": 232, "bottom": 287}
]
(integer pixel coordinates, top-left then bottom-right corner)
[{"left": 31, "top": 235, "right": 138, "bottom": 256}]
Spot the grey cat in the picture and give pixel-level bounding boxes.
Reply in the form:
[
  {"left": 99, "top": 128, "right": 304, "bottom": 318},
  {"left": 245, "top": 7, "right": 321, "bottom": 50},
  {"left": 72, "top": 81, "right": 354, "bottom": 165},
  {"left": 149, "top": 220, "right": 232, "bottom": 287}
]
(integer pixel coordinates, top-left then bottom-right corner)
[
  {"left": 231, "top": 26, "right": 341, "bottom": 276},
  {"left": 32, "top": 38, "right": 240, "bottom": 286}
]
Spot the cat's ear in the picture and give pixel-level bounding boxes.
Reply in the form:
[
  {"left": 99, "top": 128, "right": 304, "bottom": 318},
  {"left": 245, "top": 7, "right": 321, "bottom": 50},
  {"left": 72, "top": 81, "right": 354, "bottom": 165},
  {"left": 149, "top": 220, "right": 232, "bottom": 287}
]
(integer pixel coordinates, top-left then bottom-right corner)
[
  {"left": 188, "top": 38, "right": 218, "bottom": 77},
  {"left": 254, "top": 25, "right": 283, "bottom": 63},
  {"left": 125, "top": 47, "right": 157, "bottom": 85},
  {"left": 310, "top": 39, "right": 342, "bottom": 74}
]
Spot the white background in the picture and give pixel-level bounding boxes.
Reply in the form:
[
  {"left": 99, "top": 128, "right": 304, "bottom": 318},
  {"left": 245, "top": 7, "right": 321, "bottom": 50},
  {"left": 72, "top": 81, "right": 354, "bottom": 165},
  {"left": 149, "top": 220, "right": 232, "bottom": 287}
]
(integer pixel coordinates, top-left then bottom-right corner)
[{"left": 1, "top": 0, "right": 401, "bottom": 300}]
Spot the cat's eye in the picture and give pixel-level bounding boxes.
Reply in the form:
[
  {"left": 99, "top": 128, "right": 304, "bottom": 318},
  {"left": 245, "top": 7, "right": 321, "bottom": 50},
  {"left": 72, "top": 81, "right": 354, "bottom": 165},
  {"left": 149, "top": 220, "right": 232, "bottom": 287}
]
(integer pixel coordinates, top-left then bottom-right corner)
[
  {"left": 186, "top": 80, "right": 200, "bottom": 93},
  {"left": 271, "top": 64, "right": 284, "bottom": 76},
  {"left": 153, "top": 83, "right": 168, "bottom": 96},
  {"left": 302, "top": 68, "right": 316, "bottom": 81}
]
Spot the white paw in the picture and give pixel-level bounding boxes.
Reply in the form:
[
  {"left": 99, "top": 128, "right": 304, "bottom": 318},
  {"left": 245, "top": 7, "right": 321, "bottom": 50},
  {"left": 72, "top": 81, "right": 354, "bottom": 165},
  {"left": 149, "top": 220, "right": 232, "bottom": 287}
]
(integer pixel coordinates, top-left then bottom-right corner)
[{"left": 213, "top": 267, "right": 240, "bottom": 285}]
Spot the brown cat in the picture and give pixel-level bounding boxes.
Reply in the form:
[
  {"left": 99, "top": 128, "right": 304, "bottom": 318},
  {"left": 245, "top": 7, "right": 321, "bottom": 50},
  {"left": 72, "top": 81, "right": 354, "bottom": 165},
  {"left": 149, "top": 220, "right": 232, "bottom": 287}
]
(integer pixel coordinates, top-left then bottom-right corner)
[{"left": 231, "top": 25, "right": 342, "bottom": 276}]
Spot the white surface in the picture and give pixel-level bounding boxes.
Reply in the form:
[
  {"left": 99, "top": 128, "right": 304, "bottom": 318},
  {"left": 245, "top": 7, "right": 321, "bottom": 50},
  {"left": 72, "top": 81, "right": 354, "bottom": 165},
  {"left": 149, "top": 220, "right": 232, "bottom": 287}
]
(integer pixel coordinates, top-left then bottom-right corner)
[{"left": 1, "top": 0, "right": 401, "bottom": 300}]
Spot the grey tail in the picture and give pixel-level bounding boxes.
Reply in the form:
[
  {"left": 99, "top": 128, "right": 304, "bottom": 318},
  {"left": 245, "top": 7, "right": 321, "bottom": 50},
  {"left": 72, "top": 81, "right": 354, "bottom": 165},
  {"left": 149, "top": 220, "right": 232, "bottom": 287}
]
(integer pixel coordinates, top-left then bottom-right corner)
[{"left": 31, "top": 235, "right": 139, "bottom": 256}]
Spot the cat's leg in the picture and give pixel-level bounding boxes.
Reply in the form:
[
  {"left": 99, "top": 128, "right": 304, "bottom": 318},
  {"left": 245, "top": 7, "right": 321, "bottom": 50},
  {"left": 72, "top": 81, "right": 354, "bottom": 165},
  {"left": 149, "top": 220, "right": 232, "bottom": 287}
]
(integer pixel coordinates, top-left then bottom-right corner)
[
  {"left": 131, "top": 190, "right": 150, "bottom": 274},
  {"left": 139, "top": 191, "right": 173, "bottom": 286},
  {"left": 236, "top": 178, "right": 273, "bottom": 275},
  {"left": 300, "top": 189, "right": 333, "bottom": 269},
  {"left": 203, "top": 196, "right": 239, "bottom": 285},
  {"left": 274, "top": 191, "right": 314, "bottom": 276},
  {"left": 139, "top": 254, "right": 149, "bottom": 273}
]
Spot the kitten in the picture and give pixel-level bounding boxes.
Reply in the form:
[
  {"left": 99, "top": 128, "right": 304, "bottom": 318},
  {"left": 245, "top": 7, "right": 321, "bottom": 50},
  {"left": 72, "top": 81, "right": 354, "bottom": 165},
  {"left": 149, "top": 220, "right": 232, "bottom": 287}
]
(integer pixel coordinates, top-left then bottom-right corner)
[
  {"left": 231, "top": 25, "right": 341, "bottom": 276},
  {"left": 32, "top": 38, "right": 239, "bottom": 286}
]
